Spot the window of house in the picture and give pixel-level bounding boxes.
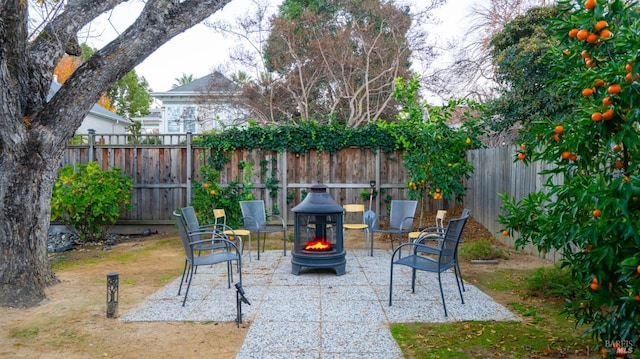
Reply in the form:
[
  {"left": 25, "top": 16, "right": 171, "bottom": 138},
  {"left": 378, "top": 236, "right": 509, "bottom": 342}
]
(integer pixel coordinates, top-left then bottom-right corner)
[{"left": 166, "top": 105, "right": 197, "bottom": 133}]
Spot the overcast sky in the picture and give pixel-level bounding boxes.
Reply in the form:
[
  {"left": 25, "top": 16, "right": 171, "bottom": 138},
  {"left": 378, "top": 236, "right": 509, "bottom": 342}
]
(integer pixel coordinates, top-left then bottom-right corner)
[{"left": 85, "top": 0, "right": 476, "bottom": 93}]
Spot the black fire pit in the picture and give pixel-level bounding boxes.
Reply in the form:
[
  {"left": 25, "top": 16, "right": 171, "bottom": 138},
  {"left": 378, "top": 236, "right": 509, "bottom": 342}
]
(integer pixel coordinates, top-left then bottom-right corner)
[{"left": 291, "top": 183, "right": 346, "bottom": 275}]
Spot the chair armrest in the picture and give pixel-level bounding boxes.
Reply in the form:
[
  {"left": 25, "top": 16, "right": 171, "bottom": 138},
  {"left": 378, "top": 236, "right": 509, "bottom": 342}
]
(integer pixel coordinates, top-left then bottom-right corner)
[
  {"left": 398, "top": 216, "right": 415, "bottom": 232},
  {"left": 240, "top": 216, "right": 260, "bottom": 230},
  {"left": 267, "top": 214, "right": 286, "bottom": 228}
]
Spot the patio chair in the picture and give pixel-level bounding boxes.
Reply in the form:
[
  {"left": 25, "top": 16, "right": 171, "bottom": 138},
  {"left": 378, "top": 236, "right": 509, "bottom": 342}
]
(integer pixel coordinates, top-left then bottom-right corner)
[
  {"left": 369, "top": 200, "right": 417, "bottom": 256},
  {"left": 389, "top": 210, "right": 469, "bottom": 316},
  {"left": 411, "top": 208, "right": 469, "bottom": 292},
  {"left": 342, "top": 204, "right": 371, "bottom": 256},
  {"left": 239, "top": 200, "right": 287, "bottom": 260},
  {"left": 214, "top": 208, "right": 252, "bottom": 259},
  {"left": 173, "top": 211, "right": 242, "bottom": 306}
]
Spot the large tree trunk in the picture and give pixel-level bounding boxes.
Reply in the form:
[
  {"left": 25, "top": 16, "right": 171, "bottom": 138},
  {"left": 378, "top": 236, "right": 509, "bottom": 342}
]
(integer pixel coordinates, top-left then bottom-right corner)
[
  {"left": 0, "top": 0, "right": 232, "bottom": 307},
  {"left": 0, "top": 152, "right": 60, "bottom": 307}
]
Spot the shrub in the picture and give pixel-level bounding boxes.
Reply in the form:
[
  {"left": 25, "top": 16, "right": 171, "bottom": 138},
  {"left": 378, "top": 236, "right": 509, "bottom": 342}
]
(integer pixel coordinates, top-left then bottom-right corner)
[
  {"left": 190, "top": 163, "right": 255, "bottom": 228},
  {"left": 51, "top": 162, "right": 132, "bottom": 241},
  {"left": 459, "top": 238, "right": 509, "bottom": 261},
  {"left": 527, "top": 266, "right": 582, "bottom": 300}
]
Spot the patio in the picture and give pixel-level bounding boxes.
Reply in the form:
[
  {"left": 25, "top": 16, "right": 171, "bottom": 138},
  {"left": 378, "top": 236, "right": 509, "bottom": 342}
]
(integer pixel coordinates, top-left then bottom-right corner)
[{"left": 121, "top": 247, "right": 518, "bottom": 358}]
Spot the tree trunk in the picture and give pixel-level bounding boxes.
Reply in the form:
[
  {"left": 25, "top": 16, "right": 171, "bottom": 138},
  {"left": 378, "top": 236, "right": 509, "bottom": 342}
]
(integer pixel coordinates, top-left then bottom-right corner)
[
  {"left": 0, "top": 145, "right": 59, "bottom": 307},
  {"left": 0, "top": 0, "right": 232, "bottom": 307}
]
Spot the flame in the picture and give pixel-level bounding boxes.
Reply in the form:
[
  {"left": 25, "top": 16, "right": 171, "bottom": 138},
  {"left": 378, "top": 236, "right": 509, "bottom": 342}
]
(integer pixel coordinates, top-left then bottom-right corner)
[{"left": 304, "top": 239, "right": 332, "bottom": 251}]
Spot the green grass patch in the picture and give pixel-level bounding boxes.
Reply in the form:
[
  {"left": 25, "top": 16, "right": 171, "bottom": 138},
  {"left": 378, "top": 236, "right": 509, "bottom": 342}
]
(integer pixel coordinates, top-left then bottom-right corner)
[
  {"left": 10, "top": 326, "right": 39, "bottom": 339},
  {"left": 392, "top": 267, "right": 598, "bottom": 358}
]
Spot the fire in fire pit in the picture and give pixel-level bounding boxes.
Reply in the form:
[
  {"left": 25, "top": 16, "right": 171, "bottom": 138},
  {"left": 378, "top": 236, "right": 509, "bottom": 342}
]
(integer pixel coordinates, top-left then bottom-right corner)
[
  {"left": 304, "top": 238, "right": 332, "bottom": 251},
  {"left": 291, "top": 183, "right": 346, "bottom": 275}
]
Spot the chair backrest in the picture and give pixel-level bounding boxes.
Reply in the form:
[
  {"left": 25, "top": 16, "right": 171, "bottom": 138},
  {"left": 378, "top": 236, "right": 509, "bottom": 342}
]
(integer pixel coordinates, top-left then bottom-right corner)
[
  {"left": 173, "top": 211, "right": 194, "bottom": 261},
  {"left": 213, "top": 208, "right": 227, "bottom": 227},
  {"left": 435, "top": 210, "right": 446, "bottom": 228},
  {"left": 437, "top": 211, "right": 470, "bottom": 267},
  {"left": 181, "top": 206, "right": 200, "bottom": 232},
  {"left": 343, "top": 204, "right": 365, "bottom": 223},
  {"left": 389, "top": 200, "right": 418, "bottom": 229},
  {"left": 239, "top": 200, "right": 267, "bottom": 229}
]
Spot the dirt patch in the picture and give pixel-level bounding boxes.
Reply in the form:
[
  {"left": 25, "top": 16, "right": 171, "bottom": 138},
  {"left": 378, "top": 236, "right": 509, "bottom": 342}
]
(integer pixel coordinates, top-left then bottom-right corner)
[{"left": 0, "top": 209, "right": 552, "bottom": 358}]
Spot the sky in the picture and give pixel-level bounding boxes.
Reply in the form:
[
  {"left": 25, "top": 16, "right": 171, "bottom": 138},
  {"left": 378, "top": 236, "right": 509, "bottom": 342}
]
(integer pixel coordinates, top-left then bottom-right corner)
[{"left": 85, "top": 0, "right": 476, "bottom": 93}]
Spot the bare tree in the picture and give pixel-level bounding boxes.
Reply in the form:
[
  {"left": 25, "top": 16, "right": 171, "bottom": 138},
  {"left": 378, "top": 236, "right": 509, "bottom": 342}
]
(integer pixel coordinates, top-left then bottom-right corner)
[
  {"left": 0, "top": 0, "right": 233, "bottom": 308},
  {"left": 424, "top": 0, "right": 552, "bottom": 103}
]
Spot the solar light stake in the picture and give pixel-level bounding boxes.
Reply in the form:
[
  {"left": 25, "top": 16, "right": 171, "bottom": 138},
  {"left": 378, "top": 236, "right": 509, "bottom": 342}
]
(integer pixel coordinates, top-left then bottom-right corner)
[{"left": 106, "top": 272, "right": 119, "bottom": 318}]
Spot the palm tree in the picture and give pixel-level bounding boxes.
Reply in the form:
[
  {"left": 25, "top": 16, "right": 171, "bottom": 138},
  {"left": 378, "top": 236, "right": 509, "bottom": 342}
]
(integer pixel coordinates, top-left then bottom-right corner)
[{"left": 172, "top": 73, "right": 194, "bottom": 88}]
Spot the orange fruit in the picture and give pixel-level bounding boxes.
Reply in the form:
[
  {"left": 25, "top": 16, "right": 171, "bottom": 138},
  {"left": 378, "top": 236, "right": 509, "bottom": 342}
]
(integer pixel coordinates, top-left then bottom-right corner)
[
  {"left": 586, "top": 59, "right": 597, "bottom": 68},
  {"left": 591, "top": 112, "right": 603, "bottom": 121},
  {"left": 594, "top": 78, "right": 605, "bottom": 87},
  {"left": 590, "top": 282, "right": 599, "bottom": 290},
  {"left": 615, "top": 161, "right": 624, "bottom": 169},
  {"left": 582, "top": 88, "right": 594, "bottom": 97},
  {"left": 554, "top": 125, "right": 564, "bottom": 134},
  {"left": 577, "top": 29, "right": 589, "bottom": 40},
  {"left": 568, "top": 28, "right": 579, "bottom": 38},
  {"left": 625, "top": 73, "right": 639, "bottom": 82},
  {"left": 553, "top": 134, "right": 561, "bottom": 142},
  {"left": 613, "top": 144, "right": 622, "bottom": 152},
  {"left": 594, "top": 20, "right": 608, "bottom": 31},
  {"left": 634, "top": 294, "right": 640, "bottom": 301},
  {"left": 608, "top": 84, "right": 622, "bottom": 94},
  {"left": 593, "top": 209, "right": 601, "bottom": 217},
  {"left": 625, "top": 63, "right": 634, "bottom": 72},
  {"left": 602, "top": 96, "right": 614, "bottom": 105},
  {"left": 599, "top": 29, "right": 613, "bottom": 39},
  {"left": 637, "top": 265, "right": 640, "bottom": 274},
  {"left": 603, "top": 108, "right": 614, "bottom": 121},
  {"left": 517, "top": 153, "right": 526, "bottom": 161},
  {"left": 502, "top": 230, "right": 509, "bottom": 236},
  {"left": 570, "top": 154, "right": 578, "bottom": 161},
  {"left": 581, "top": 50, "right": 590, "bottom": 58},
  {"left": 562, "top": 151, "right": 571, "bottom": 160},
  {"left": 203, "top": 182, "right": 209, "bottom": 188},
  {"left": 592, "top": 277, "right": 598, "bottom": 284},
  {"left": 521, "top": 143, "right": 526, "bottom": 150},
  {"left": 586, "top": 33, "right": 599, "bottom": 43},
  {"left": 584, "top": 0, "right": 596, "bottom": 10},
  {"left": 209, "top": 189, "right": 216, "bottom": 195}
]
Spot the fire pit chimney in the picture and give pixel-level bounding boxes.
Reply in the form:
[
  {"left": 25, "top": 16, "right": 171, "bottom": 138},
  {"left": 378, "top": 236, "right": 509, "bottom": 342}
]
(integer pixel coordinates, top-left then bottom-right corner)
[{"left": 291, "top": 183, "right": 346, "bottom": 275}]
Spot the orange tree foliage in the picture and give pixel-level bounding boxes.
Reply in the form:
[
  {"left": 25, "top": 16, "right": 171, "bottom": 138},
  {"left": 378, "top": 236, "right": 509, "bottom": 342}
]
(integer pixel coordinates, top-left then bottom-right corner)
[{"left": 499, "top": 1, "right": 640, "bottom": 357}]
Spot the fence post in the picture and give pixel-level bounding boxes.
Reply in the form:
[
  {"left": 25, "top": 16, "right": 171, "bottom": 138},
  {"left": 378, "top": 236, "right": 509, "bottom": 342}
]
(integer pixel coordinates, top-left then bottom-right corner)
[
  {"left": 88, "top": 129, "right": 95, "bottom": 162},
  {"left": 186, "top": 132, "right": 192, "bottom": 205}
]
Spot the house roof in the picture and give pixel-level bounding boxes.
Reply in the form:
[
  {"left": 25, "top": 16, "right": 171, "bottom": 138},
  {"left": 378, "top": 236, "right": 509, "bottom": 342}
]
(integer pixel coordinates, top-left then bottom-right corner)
[
  {"left": 48, "top": 80, "right": 132, "bottom": 124},
  {"left": 150, "top": 72, "right": 241, "bottom": 98}
]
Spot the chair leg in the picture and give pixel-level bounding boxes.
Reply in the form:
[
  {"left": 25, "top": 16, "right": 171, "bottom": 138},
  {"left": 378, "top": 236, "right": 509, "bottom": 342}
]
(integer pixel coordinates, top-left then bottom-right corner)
[
  {"left": 283, "top": 231, "right": 287, "bottom": 256},
  {"left": 438, "top": 272, "right": 448, "bottom": 317},
  {"left": 389, "top": 262, "right": 394, "bottom": 306},
  {"left": 182, "top": 265, "right": 196, "bottom": 307},
  {"left": 178, "top": 260, "right": 189, "bottom": 295},
  {"left": 411, "top": 268, "right": 417, "bottom": 293},
  {"left": 456, "top": 261, "right": 466, "bottom": 292},
  {"left": 454, "top": 266, "right": 465, "bottom": 304}
]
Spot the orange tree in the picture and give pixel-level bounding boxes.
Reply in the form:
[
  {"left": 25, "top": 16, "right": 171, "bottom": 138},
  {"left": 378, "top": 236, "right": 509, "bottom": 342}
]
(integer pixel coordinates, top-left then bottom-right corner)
[
  {"left": 498, "top": 1, "right": 640, "bottom": 356},
  {"left": 383, "top": 75, "right": 481, "bottom": 211}
]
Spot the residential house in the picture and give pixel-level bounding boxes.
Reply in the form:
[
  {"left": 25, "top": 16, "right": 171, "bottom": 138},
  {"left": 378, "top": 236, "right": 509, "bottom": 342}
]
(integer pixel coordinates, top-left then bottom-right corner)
[
  {"left": 49, "top": 80, "right": 132, "bottom": 136},
  {"left": 148, "top": 72, "right": 247, "bottom": 135}
]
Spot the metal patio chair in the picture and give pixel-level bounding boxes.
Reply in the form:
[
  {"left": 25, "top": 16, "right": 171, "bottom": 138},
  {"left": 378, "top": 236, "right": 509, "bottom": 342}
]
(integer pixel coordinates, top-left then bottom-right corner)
[
  {"left": 239, "top": 200, "right": 287, "bottom": 259},
  {"left": 369, "top": 200, "right": 417, "bottom": 256},
  {"left": 389, "top": 210, "right": 469, "bottom": 316},
  {"left": 173, "top": 211, "right": 242, "bottom": 306}
]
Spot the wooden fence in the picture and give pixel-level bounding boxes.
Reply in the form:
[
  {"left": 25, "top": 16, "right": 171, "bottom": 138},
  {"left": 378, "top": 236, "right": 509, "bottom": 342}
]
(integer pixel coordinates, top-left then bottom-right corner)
[
  {"left": 463, "top": 145, "right": 563, "bottom": 260},
  {"left": 61, "top": 133, "right": 419, "bottom": 225},
  {"left": 61, "top": 134, "right": 562, "bottom": 259}
]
